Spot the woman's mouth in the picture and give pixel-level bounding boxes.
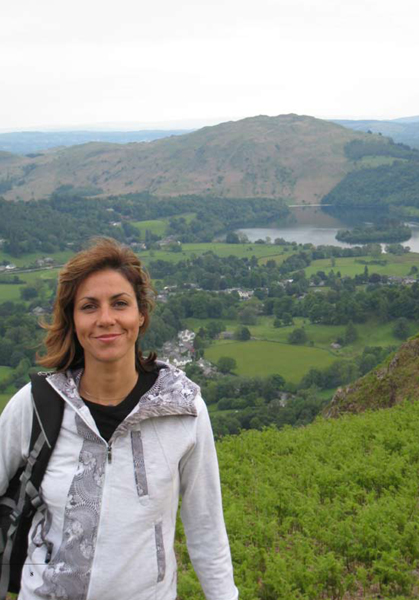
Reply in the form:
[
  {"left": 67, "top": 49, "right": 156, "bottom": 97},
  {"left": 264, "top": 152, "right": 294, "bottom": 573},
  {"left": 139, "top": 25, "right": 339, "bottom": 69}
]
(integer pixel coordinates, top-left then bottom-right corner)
[{"left": 95, "top": 334, "right": 122, "bottom": 342}]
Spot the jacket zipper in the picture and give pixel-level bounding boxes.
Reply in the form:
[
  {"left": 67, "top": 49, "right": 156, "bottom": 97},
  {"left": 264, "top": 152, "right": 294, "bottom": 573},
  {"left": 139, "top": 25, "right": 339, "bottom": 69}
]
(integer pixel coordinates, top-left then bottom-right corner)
[{"left": 107, "top": 444, "right": 112, "bottom": 463}]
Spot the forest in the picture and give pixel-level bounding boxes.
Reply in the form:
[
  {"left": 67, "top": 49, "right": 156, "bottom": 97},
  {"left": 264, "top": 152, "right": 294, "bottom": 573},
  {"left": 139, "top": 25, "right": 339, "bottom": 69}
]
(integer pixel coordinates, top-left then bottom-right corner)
[{"left": 0, "top": 193, "right": 289, "bottom": 256}]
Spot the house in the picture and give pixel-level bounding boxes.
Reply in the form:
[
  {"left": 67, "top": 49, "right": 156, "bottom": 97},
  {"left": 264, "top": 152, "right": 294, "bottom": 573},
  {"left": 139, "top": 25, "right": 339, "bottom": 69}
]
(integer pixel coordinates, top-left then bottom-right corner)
[
  {"left": 221, "top": 331, "right": 234, "bottom": 340},
  {"left": 196, "top": 358, "right": 217, "bottom": 377}
]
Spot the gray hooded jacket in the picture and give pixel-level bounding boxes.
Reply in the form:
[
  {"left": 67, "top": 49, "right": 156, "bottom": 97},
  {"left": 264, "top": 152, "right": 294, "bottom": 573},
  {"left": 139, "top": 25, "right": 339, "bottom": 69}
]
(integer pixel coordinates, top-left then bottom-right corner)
[{"left": 0, "top": 364, "right": 238, "bottom": 600}]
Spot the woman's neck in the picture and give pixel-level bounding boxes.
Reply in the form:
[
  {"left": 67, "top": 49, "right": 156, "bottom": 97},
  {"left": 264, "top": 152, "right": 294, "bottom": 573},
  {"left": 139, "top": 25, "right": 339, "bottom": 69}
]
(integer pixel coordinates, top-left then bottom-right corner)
[{"left": 79, "top": 360, "right": 139, "bottom": 406}]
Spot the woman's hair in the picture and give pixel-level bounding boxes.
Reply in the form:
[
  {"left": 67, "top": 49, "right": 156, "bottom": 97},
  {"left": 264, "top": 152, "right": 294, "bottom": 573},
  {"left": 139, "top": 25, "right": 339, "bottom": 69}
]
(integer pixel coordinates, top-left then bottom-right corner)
[{"left": 38, "top": 237, "right": 156, "bottom": 372}]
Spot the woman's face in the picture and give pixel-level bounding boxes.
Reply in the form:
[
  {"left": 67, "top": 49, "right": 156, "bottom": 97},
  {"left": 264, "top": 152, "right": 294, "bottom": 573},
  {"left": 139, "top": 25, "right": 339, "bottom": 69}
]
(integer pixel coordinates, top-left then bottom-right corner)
[{"left": 73, "top": 269, "right": 144, "bottom": 370}]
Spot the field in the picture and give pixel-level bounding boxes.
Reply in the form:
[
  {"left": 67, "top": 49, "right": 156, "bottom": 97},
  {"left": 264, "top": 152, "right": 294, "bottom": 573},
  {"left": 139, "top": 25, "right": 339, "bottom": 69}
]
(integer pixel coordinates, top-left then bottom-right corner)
[
  {"left": 131, "top": 213, "right": 196, "bottom": 238},
  {"left": 0, "top": 268, "right": 59, "bottom": 302},
  {"left": 185, "top": 315, "right": 409, "bottom": 384},
  {"left": 139, "top": 243, "right": 293, "bottom": 266},
  {"left": 0, "top": 250, "right": 73, "bottom": 268},
  {"left": 131, "top": 219, "right": 169, "bottom": 237},
  {"left": 304, "top": 252, "right": 419, "bottom": 278},
  {"left": 204, "top": 340, "right": 336, "bottom": 382}
]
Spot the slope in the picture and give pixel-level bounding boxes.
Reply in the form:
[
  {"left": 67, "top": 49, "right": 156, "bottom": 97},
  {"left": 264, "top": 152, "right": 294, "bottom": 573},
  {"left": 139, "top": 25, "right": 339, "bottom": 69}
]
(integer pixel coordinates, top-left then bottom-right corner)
[
  {"left": 177, "top": 400, "right": 419, "bottom": 599},
  {"left": 0, "top": 114, "right": 383, "bottom": 203},
  {"left": 325, "top": 333, "right": 419, "bottom": 417}
]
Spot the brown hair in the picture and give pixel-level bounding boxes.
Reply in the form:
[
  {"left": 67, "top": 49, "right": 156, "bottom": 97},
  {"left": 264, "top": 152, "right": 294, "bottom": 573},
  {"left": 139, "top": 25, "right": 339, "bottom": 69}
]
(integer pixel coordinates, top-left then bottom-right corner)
[{"left": 38, "top": 237, "right": 156, "bottom": 372}]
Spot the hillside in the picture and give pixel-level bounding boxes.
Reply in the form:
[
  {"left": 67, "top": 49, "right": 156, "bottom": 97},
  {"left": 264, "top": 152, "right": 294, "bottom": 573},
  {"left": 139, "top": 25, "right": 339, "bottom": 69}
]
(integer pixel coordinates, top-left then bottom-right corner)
[
  {"left": 325, "top": 334, "right": 419, "bottom": 417},
  {"left": 177, "top": 400, "right": 419, "bottom": 599},
  {"left": 0, "top": 114, "right": 384, "bottom": 203}
]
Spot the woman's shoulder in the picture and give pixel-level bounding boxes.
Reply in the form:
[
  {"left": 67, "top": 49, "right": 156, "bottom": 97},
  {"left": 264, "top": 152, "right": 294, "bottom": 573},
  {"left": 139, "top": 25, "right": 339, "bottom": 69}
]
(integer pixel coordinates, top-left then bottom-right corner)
[{"left": 2, "top": 382, "right": 33, "bottom": 417}]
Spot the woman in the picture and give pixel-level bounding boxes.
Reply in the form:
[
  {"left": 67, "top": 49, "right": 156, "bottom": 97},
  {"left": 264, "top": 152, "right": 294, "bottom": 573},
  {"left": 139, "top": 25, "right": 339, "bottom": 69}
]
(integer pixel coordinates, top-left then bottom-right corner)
[{"left": 0, "top": 238, "right": 238, "bottom": 600}]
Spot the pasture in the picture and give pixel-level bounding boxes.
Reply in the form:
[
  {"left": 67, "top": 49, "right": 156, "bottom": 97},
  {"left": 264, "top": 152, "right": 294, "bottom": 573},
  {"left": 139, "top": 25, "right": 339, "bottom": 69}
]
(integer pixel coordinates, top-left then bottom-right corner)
[
  {"left": 185, "top": 315, "right": 407, "bottom": 384},
  {"left": 0, "top": 268, "right": 59, "bottom": 302},
  {"left": 131, "top": 213, "right": 196, "bottom": 238},
  {"left": 139, "top": 243, "right": 292, "bottom": 266},
  {"left": 0, "top": 250, "right": 73, "bottom": 268},
  {"left": 304, "top": 252, "right": 419, "bottom": 278},
  {"left": 204, "top": 339, "right": 337, "bottom": 382}
]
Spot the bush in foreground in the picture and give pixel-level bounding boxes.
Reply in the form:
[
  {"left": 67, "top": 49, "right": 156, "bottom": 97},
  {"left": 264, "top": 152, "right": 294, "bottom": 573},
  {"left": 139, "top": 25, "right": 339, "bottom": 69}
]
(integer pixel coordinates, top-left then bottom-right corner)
[{"left": 177, "top": 400, "right": 419, "bottom": 599}]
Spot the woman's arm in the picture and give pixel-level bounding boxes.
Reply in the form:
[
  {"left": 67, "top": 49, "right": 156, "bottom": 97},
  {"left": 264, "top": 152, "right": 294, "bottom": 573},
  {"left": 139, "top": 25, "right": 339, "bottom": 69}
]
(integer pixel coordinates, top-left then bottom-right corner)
[
  {"left": 179, "top": 395, "right": 238, "bottom": 600},
  {"left": 0, "top": 383, "right": 33, "bottom": 495}
]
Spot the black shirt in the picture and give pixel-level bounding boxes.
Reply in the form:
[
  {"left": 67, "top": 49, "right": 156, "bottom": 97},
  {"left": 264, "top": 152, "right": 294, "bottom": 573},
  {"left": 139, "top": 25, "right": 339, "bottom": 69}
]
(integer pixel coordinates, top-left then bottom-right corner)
[{"left": 82, "top": 368, "right": 159, "bottom": 442}]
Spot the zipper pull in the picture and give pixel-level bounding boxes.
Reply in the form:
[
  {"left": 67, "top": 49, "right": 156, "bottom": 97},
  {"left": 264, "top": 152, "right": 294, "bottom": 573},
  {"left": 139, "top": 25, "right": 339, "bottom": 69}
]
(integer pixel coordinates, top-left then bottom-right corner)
[{"left": 107, "top": 445, "right": 112, "bottom": 464}]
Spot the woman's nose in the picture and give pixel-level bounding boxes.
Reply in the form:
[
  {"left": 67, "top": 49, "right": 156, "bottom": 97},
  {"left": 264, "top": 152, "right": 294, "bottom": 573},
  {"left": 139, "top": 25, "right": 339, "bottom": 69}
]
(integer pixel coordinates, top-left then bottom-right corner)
[{"left": 97, "top": 305, "right": 116, "bottom": 326}]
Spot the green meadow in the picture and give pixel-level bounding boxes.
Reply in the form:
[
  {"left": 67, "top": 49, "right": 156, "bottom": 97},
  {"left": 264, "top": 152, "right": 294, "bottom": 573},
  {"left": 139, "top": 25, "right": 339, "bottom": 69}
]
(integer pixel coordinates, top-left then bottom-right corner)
[
  {"left": 304, "top": 252, "right": 419, "bottom": 278},
  {"left": 132, "top": 219, "right": 169, "bottom": 237},
  {"left": 132, "top": 213, "right": 196, "bottom": 237},
  {"left": 0, "top": 250, "right": 74, "bottom": 268},
  {"left": 204, "top": 340, "right": 336, "bottom": 382},
  {"left": 185, "top": 315, "right": 406, "bottom": 384},
  {"left": 0, "top": 268, "right": 59, "bottom": 302},
  {"left": 139, "top": 243, "right": 292, "bottom": 265}
]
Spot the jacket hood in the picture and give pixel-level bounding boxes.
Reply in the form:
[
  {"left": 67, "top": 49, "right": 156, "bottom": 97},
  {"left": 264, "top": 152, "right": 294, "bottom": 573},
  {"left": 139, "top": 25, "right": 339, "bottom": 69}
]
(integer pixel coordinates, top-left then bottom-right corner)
[{"left": 45, "top": 363, "right": 199, "bottom": 430}]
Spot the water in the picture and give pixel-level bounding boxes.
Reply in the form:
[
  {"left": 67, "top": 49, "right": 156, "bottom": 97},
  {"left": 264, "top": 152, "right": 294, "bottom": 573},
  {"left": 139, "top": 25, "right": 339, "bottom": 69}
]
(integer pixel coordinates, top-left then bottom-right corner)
[{"left": 238, "top": 206, "right": 419, "bottom": 253}]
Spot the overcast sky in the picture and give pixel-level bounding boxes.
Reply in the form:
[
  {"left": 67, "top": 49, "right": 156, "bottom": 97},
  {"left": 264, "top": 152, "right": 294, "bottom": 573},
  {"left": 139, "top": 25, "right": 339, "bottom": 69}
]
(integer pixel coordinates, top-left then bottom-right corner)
[{"left": 2, "top": 0, "right": 419, "bottom": 131}]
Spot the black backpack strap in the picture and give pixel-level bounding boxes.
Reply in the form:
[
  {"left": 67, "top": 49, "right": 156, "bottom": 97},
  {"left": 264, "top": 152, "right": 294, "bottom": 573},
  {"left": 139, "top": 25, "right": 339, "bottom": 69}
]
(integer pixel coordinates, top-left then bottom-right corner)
[
  {"left": 29, "top": 373, "right": 65, "bottom": 451},
  {"left": 0, "top": 373, "right": 64, "bottom": 599}
]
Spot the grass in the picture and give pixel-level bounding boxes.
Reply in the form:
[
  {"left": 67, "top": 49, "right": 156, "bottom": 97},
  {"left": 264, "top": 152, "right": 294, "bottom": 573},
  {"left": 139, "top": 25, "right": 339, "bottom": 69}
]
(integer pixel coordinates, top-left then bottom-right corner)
[
  {"left": 132, "top": 219, "right": 169, "bottom": 237},
  {"left": 132, "top": 213, "right": 197, "bottom": 238},
  {"left": 305, "top": 252, "right": 419, "bottom": 278},
  {"left": 140, "top": 243, "right": 294, "bottom": 266},
  {"left": 0, "top": 268, "right": 59, "bottom": 303},
  {"left": 185, "top": 315, "right": 408, "bottom": 384},
  {"left": 204, "top": 340, "right": 337, "bottom": 382},
  {"left": 0, "top": 250, "right": 74, "bottom": 268}
]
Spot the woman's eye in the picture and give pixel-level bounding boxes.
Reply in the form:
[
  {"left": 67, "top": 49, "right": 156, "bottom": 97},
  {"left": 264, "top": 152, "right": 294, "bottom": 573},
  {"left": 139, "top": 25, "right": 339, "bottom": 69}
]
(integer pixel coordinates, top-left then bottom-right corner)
[
  {"left": 114, "top": 300, "right": 128, "bottom": 308},
  {"left": 81, "top": 304, "right": 96, "bottom": 311}
]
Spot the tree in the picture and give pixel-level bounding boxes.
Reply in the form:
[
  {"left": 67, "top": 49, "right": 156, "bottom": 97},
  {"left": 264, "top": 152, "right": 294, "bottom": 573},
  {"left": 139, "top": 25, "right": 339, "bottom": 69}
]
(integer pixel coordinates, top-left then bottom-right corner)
[
  {"left": 393, "top": 317, "right": 410, "bottom": 340},
  {"left": 225, "top": 232, "right": 240, "bottom": 244},
  {"left": 20, "top": 286, "right": 38, "bottom": 300},
  {"left": 344, "top": 321, "right": 358, "bottom": 345},
  {"left": 239, "top": 306, "right": 258, "bottom": 325},
  {"left": 288, "top": 328, "right": 307, "bottom": 345},
  {"left": 234, "top": 326, "right": 251, "bottom": 341},
  {"left": 216, "top": 356, "right": 237, "bottom": 374}
]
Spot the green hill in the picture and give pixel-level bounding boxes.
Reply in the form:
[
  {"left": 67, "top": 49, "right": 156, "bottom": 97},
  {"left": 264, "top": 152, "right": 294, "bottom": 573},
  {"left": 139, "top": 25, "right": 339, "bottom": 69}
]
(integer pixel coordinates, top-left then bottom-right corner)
[
  {"left": 0, "top": 114, "right": 386, "bottom": 203},
  {"left": 325, "top": 334, "right": 419, "bottom": 417}
]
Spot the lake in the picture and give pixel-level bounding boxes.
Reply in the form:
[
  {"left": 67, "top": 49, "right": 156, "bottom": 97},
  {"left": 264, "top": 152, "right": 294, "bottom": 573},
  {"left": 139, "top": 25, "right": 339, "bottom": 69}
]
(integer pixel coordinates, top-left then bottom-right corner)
[{"left": 238, "top": 206, "right": 419, "bottom": 253}]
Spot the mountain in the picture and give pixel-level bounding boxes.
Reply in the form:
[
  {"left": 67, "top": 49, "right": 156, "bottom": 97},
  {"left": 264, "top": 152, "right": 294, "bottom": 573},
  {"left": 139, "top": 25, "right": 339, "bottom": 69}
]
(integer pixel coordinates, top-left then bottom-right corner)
[
  {"left": 0, "top": 114, "right": 385, "bottom": 203},
  {"left": 391, "top": 115, "right": 419, "bottom": 124},
  {"left": 332, "top": 117, "right": 419, "bottom": 148},
  {"left": 325, "top": 334, "right": 419, "bottom": 417},
  {"left": 0, "top": 129, "right": 192, "bottom": 155}
]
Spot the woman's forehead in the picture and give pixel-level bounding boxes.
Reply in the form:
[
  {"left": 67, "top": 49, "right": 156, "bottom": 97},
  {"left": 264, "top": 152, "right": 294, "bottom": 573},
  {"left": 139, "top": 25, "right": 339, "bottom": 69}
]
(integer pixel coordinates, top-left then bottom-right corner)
[{"left": 75, "top": 269, "right": 135, "bottom": 299}]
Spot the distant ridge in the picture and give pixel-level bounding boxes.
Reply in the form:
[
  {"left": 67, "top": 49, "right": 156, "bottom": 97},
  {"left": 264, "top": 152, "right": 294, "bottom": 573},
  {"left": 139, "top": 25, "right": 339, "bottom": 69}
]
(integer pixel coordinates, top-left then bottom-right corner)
[
  {"left": 0, "top": 129, "right": 192, "bottom": 155},
  {"left": 332, "top": 117, "right": 419, "bottom": 148},
  {"left": 0, "top": 113, "right": 384, "bottom": 203}
]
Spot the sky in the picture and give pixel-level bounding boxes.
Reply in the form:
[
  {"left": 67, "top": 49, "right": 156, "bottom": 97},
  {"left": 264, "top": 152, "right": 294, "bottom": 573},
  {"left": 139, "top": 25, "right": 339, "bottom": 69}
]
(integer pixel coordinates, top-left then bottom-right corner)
[{"left": 2, "top": 0, "right": 419, "bottom": 131}]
